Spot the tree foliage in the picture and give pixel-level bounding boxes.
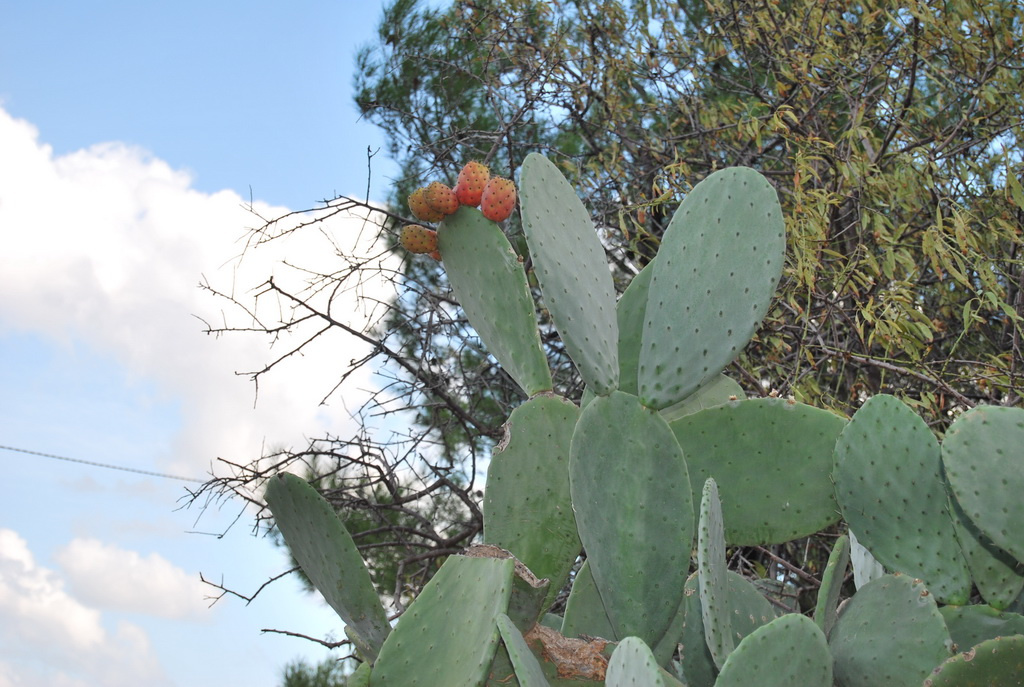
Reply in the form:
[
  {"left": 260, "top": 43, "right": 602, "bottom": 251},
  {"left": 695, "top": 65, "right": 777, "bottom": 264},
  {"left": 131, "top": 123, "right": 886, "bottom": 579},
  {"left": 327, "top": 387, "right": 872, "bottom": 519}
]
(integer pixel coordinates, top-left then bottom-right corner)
[
  {"left": 356, "top": 0, "right": 1024, "bottom": 417},
  {"left": 198, "top": 0, "right": 1024, "bottom": 655},
  {"left": 281, "top": 657, "right": 351, "bottom": 687}
]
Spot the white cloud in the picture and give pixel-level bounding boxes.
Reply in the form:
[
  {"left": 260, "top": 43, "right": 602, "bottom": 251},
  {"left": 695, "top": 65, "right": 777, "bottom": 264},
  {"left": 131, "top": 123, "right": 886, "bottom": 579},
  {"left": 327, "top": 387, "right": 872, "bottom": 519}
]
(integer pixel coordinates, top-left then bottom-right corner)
[
  {"left": 0, "top": 105, "right": 401, "bottom": 480},
  {"left": 0, "top": 529, "right": 170, "bottom": 687},
  {"left": 53, "top": 538, "right": 208, "bottom": 620},
  {"left": 0, "top": 529, "right": 101, "bottom": 650}
]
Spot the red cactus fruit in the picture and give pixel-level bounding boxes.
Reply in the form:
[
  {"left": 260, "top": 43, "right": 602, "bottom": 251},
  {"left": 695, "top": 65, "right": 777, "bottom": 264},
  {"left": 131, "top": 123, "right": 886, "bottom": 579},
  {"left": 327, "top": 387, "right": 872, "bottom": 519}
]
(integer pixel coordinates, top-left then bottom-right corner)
[
  {"left": 399, "top": 224, "right": 439, "bottom": 254},
  {"left": 424, "top": 181, "right": 459, "bottom": 216},
  {"left": 408, "top": 187, "right": 445, "bottom": 223},
  {"left": 454, "top": 161, "right": 490, "bottom": 207},
  {"left": 480, "top": 177, "right": 517, "bottom": 222}
]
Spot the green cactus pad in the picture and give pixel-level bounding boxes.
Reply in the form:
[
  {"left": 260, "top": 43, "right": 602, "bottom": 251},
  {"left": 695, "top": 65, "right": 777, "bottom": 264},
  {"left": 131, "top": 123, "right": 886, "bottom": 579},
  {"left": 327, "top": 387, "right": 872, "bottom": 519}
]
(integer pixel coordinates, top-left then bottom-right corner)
[
  {"left": 638, "top": 167, "right": 785, "bottom": 410},
  {"left": 939, "top": 604, "right": 1024, "bottom": 652},
  {"left": 829, "top": 574, "right": 953, "bottom": 687},
  {"left": 814, "top": 534, "right": 851, "bottom": 638},
  {"left": 615, "top": 261, "right": 654, "bottom": 397},
  {"left": 372, "top": 554, "right": 514, "bottom": 686},
  {"left": 658, "top": 373, "right": 744, "bottom": 423},
  {"left": 671, "top": 398, "right": 845, "bottom": 545},
  {"left": 949, "top": 494, "right": 1024, "bottom": 610},
  {"left": 465, "top": 545, "right": 549, "bottom": 633},
  {"left": 569, "top": 391, "right": 693, "bottom": 648},
  {"left": 833, "top": 394, "right": 971, "bottom": 604},
  {"left": 519, "top": 153, "right": 619, "bottom": 395},
  {"left": 697, "top": 478, "right": 732, "bottom": 669},
  {"left": 496, "top": 614, "right": 550, "bottom": 687},
  {"left": 348, "top": 662, "right": 371, "bottom": 687},
  {"left": 540, "top": 613, "right": 563, "bottom": 630},
  {"left": 923, "top": 635, "right": 1024, "bottom": 687},
  {"left": 942, "top": 405, "right": 1024, "bottom": 564},
  {"left": 679, "top": 573, "right": 718, "bottom": 687},
  {"left": 561, "top": 559, "right": 616, "bottom": 641},
  {"left": 438, "top": 205, "right": 552, "bottom": 396},
  {"left": 679, "top": 570, "right": 777, "bottom": 687},
  {"left": 652, "top": 590, "right": 690, "bottom": 669},
  {"left": 484, "top": 394, "right": 582, "bottom": 611},
  {"left": 263, "top": 473, "right": 391, "bottom": 662},
  {"left": 714, "top": 614, "right": 833, "bottom": 687},
  {"left": 606, "top": 637, "right": 666, "bottom": 687}
]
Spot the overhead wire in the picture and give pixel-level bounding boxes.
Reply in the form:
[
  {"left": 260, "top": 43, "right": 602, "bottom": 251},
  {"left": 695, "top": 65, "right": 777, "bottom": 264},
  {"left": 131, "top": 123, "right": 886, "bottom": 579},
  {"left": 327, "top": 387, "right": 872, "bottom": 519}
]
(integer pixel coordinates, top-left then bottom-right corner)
[{"left": 0, "top": 443, "right": 206, "bottom": 483}]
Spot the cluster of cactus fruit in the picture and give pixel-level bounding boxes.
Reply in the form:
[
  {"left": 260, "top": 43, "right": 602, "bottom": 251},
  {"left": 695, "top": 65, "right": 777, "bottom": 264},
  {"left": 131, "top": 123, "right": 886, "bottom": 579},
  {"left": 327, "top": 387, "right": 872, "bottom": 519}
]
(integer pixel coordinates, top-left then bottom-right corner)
[
  {"left": 399, "top": 161, "right": 517, "bottom": 260},
  {"left": 265, "top": 153, "right": 1024, "bottom": 686}
]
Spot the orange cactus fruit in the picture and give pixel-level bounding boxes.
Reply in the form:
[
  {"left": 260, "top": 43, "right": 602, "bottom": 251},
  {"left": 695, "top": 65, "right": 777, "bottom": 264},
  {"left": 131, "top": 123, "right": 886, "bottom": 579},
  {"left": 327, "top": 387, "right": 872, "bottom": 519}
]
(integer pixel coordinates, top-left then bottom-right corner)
[
  {"left": 480, "top": 176, "right": 517, "bottom": 222},
  {"left": 399, "top": 224, "right": 439, "bottom": 254},
  {"left": 453, "top": 161, "right": 491, "bottom": 207},
  {"left": 424, "top": 181, "right": 460, "bottom": 216},
  {"left": 408, "top": 187, "right": 446, "bottom": 223}
]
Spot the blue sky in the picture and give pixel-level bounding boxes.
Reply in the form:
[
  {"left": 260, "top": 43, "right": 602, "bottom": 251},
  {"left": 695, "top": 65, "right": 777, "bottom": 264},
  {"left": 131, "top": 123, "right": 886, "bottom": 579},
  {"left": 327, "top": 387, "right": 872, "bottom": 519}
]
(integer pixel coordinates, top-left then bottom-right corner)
[{"left": 0, "top": 2, "right": 407, "bottom": 685}]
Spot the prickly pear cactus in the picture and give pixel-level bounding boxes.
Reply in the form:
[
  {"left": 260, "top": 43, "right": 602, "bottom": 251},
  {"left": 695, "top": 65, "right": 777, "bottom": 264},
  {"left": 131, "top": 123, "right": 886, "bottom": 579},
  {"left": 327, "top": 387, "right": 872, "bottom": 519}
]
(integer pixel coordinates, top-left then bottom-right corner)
[
  {"left": 263, "top": 473, "right": 392, "bottom": 661},
  {"left": 813, "top": 534, "right": 850, "bottom": 638},
  {"left": 438, "top": 205, "right": 552, "bottom": 396},
  {"left": 265, "top": 151, "right": 1024, "bottom": 687},
  {"left": 828, "top": 574, "right": 952, "bottom": 687},
  {"left": 495, "top": 614, "right": 549, "bottom": 686},
  {"left": 672, "top": 398, "right": 845, "bottom": 545},
  {"left": 483, "top": 394, "right": 581, "bottom": 611},
  {"left": 679, "top": 570, "right": 778, "bottom": 686},
  {"left": 833, "top": 394, "right": 970, "bottom": 604},
  {"left": 939, "top": 604, "right": 1024, "bottom": 651},
  {"left": 714, "top": 614, "right": 832, "bottom": 687},
  {"left": 372, "top": 553, "right": 514, "bottom": 686},
  {"left": 519, "top": 153, "right": 620, "bottom": 395},
  {"left": 561, "top": 559, "right": 616, "bottom": 641},
  {"left": 924, "top": 635, "right": 1024, "bottom": 687},
  {"left": 697, "top": 478, "right": 732, "bottom": 668},
  {"left": 638, "top": 167, "right": 785, "bottom": 409},
  {"left": 942, "top": 405, "right": 1024, "bottom": 565},
  {"left": 606, "top": 637, "right": 669, "bottom": 687},
  {"left": 569, "top": 391, "right": 693, "bottom": 649}
]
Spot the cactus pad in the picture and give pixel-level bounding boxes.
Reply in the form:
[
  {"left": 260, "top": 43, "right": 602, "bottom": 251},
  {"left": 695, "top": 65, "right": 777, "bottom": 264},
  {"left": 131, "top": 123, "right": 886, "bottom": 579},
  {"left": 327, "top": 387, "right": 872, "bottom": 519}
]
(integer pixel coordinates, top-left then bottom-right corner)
[
  {"left": 658, "top": 373, "right": 744, "bottom": 423},
  {"left": 814, "top": 534, "right": 851, "bottom": 638},
  {"left": 833, "top": 394, "right": 970, "bottom": 604},
  {"left": 484, "top": 394, "right": 582, "bottom": 611},
  {"left": 714, "top": 614, "right": 833, "bottom": 687},
  {"left": 679, "top": 569, "right": 777, "bottom": 686},
  {"left": 569, "top": 391, "right": 693, "bottom": 648},
  {"left": 606, "top": 637, "right": 666, "bottom": 687},
  {"left": 949, "top": 495, "right": 1024, "bottom": 610},
  {"left": 438, "top": 205, "right": 552, "bottom": 396},
  {"left": 939, "top": 604, "right": 1024, "bottom": 652},
  {"left": 519, "top": 153, "right": 619, "bottom": 395},
  {"left": 372, "top": 554, "right": 514, "bottom": 686},
  {"left": 923, "top": 635, "right": 1024, "bottom": 687},
  {"left": 829, "top": 574, "right": 952, "bottom": 687},
  {"left": 638, "top": 167, "right": 785, "bottom": 409},
  {"left": 942, "top": 405, "right": 1024, "bottom": 565},
  {"left": 615, "top": 261, "right": 654, "bottom": 397},
  {"left": 561, "top": 559, "right": 616, "bottom": 641},
  {"left": 496, "top": 614, "right": 549, "bottom": 687},
  {"left": 672, "top": 398, "right": 845, "bottom": 545},
  {"left": 263, "top": 473, "right": 391, "bottom": 662},
  {"left": 697, "top": 478, "right": 732, "bottom": 668}
]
